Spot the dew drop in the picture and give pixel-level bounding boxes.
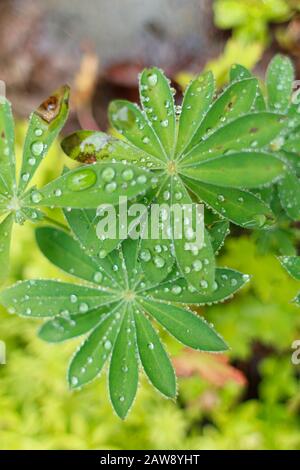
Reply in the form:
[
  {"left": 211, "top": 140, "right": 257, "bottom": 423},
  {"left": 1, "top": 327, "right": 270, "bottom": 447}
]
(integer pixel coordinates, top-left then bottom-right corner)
[
  {"left": 31, "top": 141, "right": 44, "bottom": 157},
  {"left": 93, "top": 272, "right": 103, "bottom": 283},
  {"left": 102, "top": 167, "right": 115, "bottom": 182},
  {"left": 67, "top": 168, "right": 97, "bottom": 192},
  {"left": 105, "top": 181, "right": 117, "bottom": 193},
  {"left": 148, "top": 342, "right": 155, "bottom": 350},
  {"left": 122, "top": 169, "right": 134, "bottom": 181},
  {"left": 147, "top": 73, "right": 158, "bottom": 87},
  {"left": 140, "top": 249, "right": 151, "bottom": 262},
  {"left": 79, "top": 302, "right": 89, "bottom": 313},
  {"left": 154, "top": 256, "right": 165, "bottom": 268}
]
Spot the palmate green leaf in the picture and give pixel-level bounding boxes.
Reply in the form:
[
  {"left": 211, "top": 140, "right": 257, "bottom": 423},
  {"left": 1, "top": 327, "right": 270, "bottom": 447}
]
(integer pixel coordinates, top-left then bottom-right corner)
[
  {"left": 279, "top": 256, "right": 300, "bottom": 281},
  {"left": 278, "top": 173, "right": 300, "bottom": 221},
  {"left": 140, "top": 298, "right": 228, "bottom": 352},
  {"left": 146, "top": 268, "right": 249, "bottom": 305},
  {"left": 181, "top": 112, "right": 287, "bottom": 165},
  {"left": 23, "top": 162, "right": 151, "bottom": 209},
  {"left": 108, "top": 100, "right": 166, "bottom": 162},
  {"left": 0, "top": 223, "right": 249, "bottom": 417},
  {"left": 184, "top": 177, "right": 273, "bottom": 229},
  {"left": 0, "top": 214, "right": 13, "bottom": 283},
  {"left": 133, "top": 307, "right": 176, "bottom": 398},
  {"left": 68, "top": 303, "right": 124, "bottom": 389},
  {"left": 181, "top": 151, "right": 285, "bottom": 188},
  {"left": 0, "top": 97, "right": 15, "bottom": 196},
  {"left": 64, "top": 67, "right": 287, "bottom": 235},
  {"left": 266, "top": 55, "right": 294, "bottom": 112},
  {"left": 0, "top": 280, "right": 114, "bottom": 317},
  {"left": 139, "top": 67, "right": 176, "bottom": 157},
  {"left": 18, "top": 85, "right": 70, "bottom": 194},
  {"left": 176, "top": 71, "right": 215, "bottom": 156},
  {"left": 109, "top": 305, "right": 139, "bottom": 419}
]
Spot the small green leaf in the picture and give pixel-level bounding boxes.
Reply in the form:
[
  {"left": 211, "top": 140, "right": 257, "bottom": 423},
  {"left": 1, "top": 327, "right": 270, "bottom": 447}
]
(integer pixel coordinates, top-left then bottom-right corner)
[
  {"left": 134, "top": 308, "right": 176, "bottom": 398},
  {"left": 141, "top": 298, "right": 228, "bottom": 351},
  {"left": 146, "top": 268, "right": 249, "bottom": 305},
  {"left": 181, "top": 151, "right": 285, "bottom": 188},
  {"left": 230, "top": 64, "right": 252, "bottom": 82},
  {"left": 184, "top": 177, "right": 273, "bottom": 228},
  {"left": 0, "top": 214, "right": 13, "bottom": 283},
  {"left": 18, "top": 85, "right": 70, "bottom": 193},
  {"left": 266, "top": 54, "right": 294, "bottom": 112},
  {"left": 171, "top": 179, "right": 215, "bottom": 292},
  {"left": 109, "top": 305, "right": 139, "bottom": 419},
  {"left": 38, "top": 305, "right": 113, "bottom": 343},
  {"left": 181, "top": 112, "right": 286, "bottom": 165},
  {"left": 109, "top": 100, "right": 166, "bottom": 161},
  {"left": 139, "top": 179, "right": 175, "bottom": 283},
  {"left": 61, "top": 130, "right": 163, "bottom": 170},
  {"left": 24, "top": 162, "right": 151, "bottom": 208},
  {"left": 36, "top": 226, "right": 118, "bottom": 289},
  {"left": 139, "top": 67, "right": 176, "bottom": 157},
  {"left": 230, "top": 64, "right": 266, "bottom": 111},
  {"left": 0, "top": 280, "right": 114, "bottom": 317},
  {"left": 184, "top": 78, "right": 258, "bottom": 152},
  {"left": 0, "top": 97, "right": 15, "bottom": 196},
  {"left": 278, "top": 173, "right": 300, "bottom": 221},
  {"left": 176, "top": 71, "right": 215, "bottom": 155},
  {"left": 279, "top": 256, "right": 300, "bottom": 281},
  {"left": 68, "top": 305, "right": 123, "bottom": 389},
  {"left": 208, "top": 220, "right": 230, "bottom": 253}
]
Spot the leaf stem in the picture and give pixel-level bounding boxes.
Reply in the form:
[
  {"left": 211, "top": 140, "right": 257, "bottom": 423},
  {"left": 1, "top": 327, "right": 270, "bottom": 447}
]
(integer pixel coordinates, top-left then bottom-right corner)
[{"left": 43, "top": 215, "right": 70, "bottom": 232}]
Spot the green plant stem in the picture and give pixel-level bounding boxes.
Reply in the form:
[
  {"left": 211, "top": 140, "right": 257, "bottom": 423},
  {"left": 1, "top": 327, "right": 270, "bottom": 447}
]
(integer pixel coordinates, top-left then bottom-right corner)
[{"left": 43, "top": 215, "right": 70, "bottom": 232}]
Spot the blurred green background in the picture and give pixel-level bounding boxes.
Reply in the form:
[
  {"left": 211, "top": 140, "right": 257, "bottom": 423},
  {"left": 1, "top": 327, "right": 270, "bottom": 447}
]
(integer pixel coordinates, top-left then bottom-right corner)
[{"left": 0, "top": 0, "right": 300, "bottom": 450}]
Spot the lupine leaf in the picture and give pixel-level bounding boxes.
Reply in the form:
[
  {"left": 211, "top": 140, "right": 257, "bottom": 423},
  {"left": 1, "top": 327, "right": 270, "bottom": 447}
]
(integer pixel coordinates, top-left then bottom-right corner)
[
  {"left": 184, "top": 177, "right": 273, "bottom": 229},
  {"left": 181, "top": 151, "right": 285, "bottom": 188},
  {"left": 181, "top": 112, "right": 286, "bottom": 164},
  {"left": 141, "top": 299, "right": 228, "bottom": 351},
  {"left": 0, "top": 280, "right": 114, "bottom": 317},
  {"left": 279, "top": 256, "right": 300, "bottom": 281},
  {"left": 278, "top": 173, "right": 300, "bottom": 221},
  {"left": 18, "top": 85, "right": 70, "bottom": 193},
  {"left": 0, "top": 97, "right": 15, "bottom": 195},
  {"left": 0, "top": 213, "right": 13, "bottom": 283},
  {"left": 176, "top": 71, "right": 215, "bottom": 155},
  {"left": 23, "top": 162, "right": 151, "bottom": 208},
  {"left": 109, "top": 100, "right": 166, "bottom": 161},
  {"left": 134, "top": 308, "right": 176, "bottom": 398},
  {"left": 38, "top": 305, "right": 114, "bottom": 343},
  {"left": 146, "top": 268, "right": 249, "bottom": 305},
  {"left": 109, "top": 305, "right": 139, "bottom": 419},
  {"left": 139, "top": 178, "right": 175, "bottom": 283},
  {"left": 230, "top": 64, "right": 266, "bottom": 111},
  {"left": 170, "top": 178, "right": 215, "bottom": 292},
  {"left": 208, "top": 220, "right": 230, "bottom": 253},
  {"left": 184, "top": 78, "right": 258, "bottom": 151},
  {"left": 266, "top": 55, "right": 294, "bottom": 112},
  {"left": 139, "top": 67, "right": 176, "bottom": 157},
  {"left": 36, "top": 226, "right": 118, "bottom": 289},
  {"left": 68, "top": 305, "right": 123, "bottom": 389},
  {"left": 61, "top": 130, "right": 163, "bottom": 170}
]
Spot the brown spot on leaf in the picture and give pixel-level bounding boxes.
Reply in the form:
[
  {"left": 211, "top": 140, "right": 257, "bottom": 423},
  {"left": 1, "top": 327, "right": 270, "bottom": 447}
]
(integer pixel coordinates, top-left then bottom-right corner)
[
  {"left": 250, "top": 127, "right": 258, "bottom": 134},
  {"left": 35, "top": 85, "right": 69, "bottom": 123}
]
